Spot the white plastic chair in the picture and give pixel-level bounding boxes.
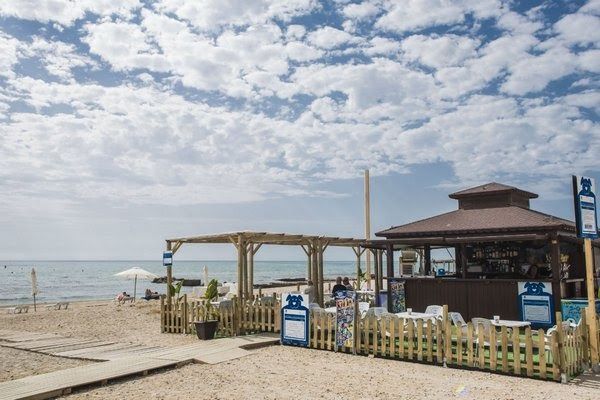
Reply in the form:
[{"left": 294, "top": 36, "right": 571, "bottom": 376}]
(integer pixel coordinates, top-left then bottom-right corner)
[
  {"left": 425, "top": 305, "right": 444, "bottom": 317},
  {"left": 358, "top": 302, "right": 370, "bottom": 318},
  {"left": 450, "top": 312, "right": 468, "bottom": 335}
]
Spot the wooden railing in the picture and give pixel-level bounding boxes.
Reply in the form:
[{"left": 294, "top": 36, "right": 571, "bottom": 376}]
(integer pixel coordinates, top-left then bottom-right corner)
[
  {"left": 160, "top": 295, "right": 280, "bottom": 336},
  {"left": 161, "top": 297, "right": 594, "bottom": 382},
  {"left": 307, "top": 308, "right": 589, "bottom": 382}
]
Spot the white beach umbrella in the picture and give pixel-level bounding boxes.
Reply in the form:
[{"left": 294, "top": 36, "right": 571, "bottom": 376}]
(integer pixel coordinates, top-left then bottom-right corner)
[
  {"left": 203, "top": 265, "right": 208, "bottom": 287},
  {"left": 30, "top": 267, "right": 39, "bottom": 311},
  {"left": 114, "top": 267, "right": 158, "bottom": 301}
]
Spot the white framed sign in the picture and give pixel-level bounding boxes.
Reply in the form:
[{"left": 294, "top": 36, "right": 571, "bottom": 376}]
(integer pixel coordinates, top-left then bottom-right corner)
[
  {"left": 572, "top": 175, "right": 598, "bottom": 239},
  {"left": 281, "top": 293, "right": 310, "bottom": 347}
]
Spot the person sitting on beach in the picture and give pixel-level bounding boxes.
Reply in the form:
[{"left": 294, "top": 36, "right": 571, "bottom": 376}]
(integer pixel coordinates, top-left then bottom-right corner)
[
  {"left": 331, "top": 276, "right": 347, "bottom": 297},
  {"left": 116, "top": 291, "right": 131, "bottom": 304},
  {"left": 342, "top": 277, "right": 354, "bottom": 291},
  {"left": 143, "top": 288, "right": 160, "bottom": 300}
]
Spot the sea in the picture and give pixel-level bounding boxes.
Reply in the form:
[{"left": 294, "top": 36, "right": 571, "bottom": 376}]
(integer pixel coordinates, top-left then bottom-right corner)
[{"left": 0, "top": 260, "right": 357, "bottom": 306}]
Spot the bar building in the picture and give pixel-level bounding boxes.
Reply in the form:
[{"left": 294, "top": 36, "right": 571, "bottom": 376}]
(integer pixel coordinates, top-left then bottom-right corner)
[{"left": 369, "top": 182, "right": 600, "bottom": 325}]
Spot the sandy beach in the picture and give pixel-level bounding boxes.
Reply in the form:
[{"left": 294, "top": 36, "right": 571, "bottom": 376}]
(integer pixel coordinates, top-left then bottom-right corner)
[{"left": 1, "top": 297, "right": 599, "bottom": 400}]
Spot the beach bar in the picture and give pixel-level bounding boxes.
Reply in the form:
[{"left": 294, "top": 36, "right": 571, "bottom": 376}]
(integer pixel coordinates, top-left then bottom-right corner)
[{"left": 365, "top": 183, "right": 600, "bottom": 327}]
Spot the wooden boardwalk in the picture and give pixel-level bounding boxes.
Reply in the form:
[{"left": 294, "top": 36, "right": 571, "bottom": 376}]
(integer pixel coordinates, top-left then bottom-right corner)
[{"left": 0, "top": 331, "right": 279, "bottom": 400}]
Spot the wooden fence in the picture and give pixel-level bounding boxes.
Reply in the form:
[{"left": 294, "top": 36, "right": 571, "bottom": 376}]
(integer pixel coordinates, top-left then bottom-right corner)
[
  {"left": 307, "top": 307, "right": 590, "bottom": 382},
  {"left": 160, "top": 295, "right": 280, "bottom": 336},
  {"left": 161, "top": 297, "right": 595, "bottom": 382}
]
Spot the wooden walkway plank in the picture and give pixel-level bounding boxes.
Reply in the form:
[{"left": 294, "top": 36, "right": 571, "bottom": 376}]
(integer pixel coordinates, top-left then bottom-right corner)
[{"left": 0, "top": 332, "right": 280, "bottom": 400}]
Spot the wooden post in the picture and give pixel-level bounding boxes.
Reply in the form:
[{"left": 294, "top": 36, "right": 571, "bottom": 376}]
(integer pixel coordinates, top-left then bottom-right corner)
[
  {"left": 386, "top": 243, "right": 394, "bottom": 312},
  {"left": 460, "top": 244, "right": 468, "bottom": 279},
  {"left": 237, "top": 235, "right": 244, "bottom": 299},
  {"left": 318, "top": 242, "right": 325, "bottom": 306},
  {"left": 248, "top": 245, "right": 254, "bottom": 298},
  {"left": 424, "top": 245, "right": 431, "bottom": 276},
  {"left": 166, "top": 241, "right": 172, "bottom": 309},
  {"left": 311, "top": 241, "right": 319, "bottom": 305},
  {"left": 364, "top": 169, "right": 372, "bottom": 290},
  {"left": 353, "top": 246, "right": 361, "bottom": 290},
  {"left": 584, "top": 238, "right": 599, "bottom": 366},
  {"left": 378, "top": 249, "right": 384, "bottom": 291},
  {"left": 373, "top": 249, "right": 380, "bottom": 306},
  {"left": 550, "top": 235, "right": 562, "bottom": 317},
  {"left": 243, "top": 243, "right": 250, "bottom": 298}
]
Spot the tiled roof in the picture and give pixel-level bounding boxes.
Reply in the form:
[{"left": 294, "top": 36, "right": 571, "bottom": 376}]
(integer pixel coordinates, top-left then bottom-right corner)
[
  {"left": 376, "top": 206, "right": 574, "bottom": 238},
  {"left": 449, "top": 182, "right": 538, "bottom": 199}
]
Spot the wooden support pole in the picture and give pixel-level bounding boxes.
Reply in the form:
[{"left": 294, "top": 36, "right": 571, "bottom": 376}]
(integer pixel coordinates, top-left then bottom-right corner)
[
  {"left": 373, "top": 249, "right": 380, "bottom": 306},
  {"left": 584, "top": 238, "right": 599, "bottom": 366},
  {"left": 459, "top": 244, "right": 468, "bottom": 279},
  {"left": 424, "top": 245, "right": 431, "bottom": 276},
  {"left": 302, "top": 244, "right": 312, "bottom": 282},
  {"left": 365, "top": 169, "right": 372, "bottom": 290},
  {"left": 354, "top": 246, "right": 361, "bottom": 290},
  {"left": 550, "top": 235, "right": 562, "bottom": 316},
  {"left": 247, "top": 244, "right": 253, "bottom": 298},
  {"left": 318, "top": 241, "right": 325, "bottom": 306},
  {"left": 386, "top": 243, "right": 394, "bottom": 312},
  {"left": 311, "top": 241, "right": 319, "bottom": 305},
  {"left": 237, "top": 235, "right": 244, "bottom": 299},
  {"left": 166, "top": 241, "right": 172, "bottom": 308},
  {"left": 377, "top": 249, "right": 384, "bottom": 291}
]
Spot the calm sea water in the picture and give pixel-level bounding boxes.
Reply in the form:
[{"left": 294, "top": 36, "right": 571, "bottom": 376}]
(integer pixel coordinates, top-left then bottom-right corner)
[{"left": 0, "top": 260, "right": 356, "bottom": 306}]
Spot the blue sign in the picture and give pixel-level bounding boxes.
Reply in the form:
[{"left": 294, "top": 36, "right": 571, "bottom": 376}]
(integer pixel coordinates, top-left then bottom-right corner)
[
  {"left": 572, "top": 175, "right": 598, "bottom": 239},
  {"left": 518, "top": 281, "right": 554, "bottom": 328},
  {"left": 281, "top": 293, "right": 309, "bottom": 347},
  {"left": 163, "top": 251, "right": 173, "bottom": 266}
]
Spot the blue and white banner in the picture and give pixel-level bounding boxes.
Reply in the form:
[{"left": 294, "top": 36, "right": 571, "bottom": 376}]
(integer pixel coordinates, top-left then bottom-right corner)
[
  {"left": 163, "top": 251, "right": 173, "bottom": 266},
  {"left": 572, "top": 175, "right": 598, "bottom": 239},
  {"left": 281, "top": 293, "right": 310, "bottom": 347}
]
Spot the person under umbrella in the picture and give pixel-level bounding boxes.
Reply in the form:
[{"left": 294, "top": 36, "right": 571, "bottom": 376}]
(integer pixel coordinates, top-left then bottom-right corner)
[{"left": 114, "top": 267, "right": 159, "bottom": 303}]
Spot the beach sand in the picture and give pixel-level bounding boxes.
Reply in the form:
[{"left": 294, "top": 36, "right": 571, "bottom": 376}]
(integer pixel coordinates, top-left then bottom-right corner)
[{"left": 1, "top": 296, "right": 599, "bottom": 399}]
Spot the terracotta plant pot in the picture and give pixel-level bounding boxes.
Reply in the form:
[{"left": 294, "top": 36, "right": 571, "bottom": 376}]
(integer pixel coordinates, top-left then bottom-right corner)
[{"left": 194, "top": 320, "right": 218, "bottom": 340}]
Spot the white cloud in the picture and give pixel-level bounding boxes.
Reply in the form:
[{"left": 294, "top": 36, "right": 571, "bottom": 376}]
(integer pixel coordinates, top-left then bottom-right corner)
[
  {"left": 554, "top": 13, "right": 600, "bottom": 46},
  {"left": 154, "top": 0, "right": 318, "bottom": 31},
  {"left": 286, "top": 24, "right": 307, "bottom": 40},
  {"left": 342, "top": 1, "right": 380, "bottom": 20},
  {"left": 501, "top": 46, "right": 577, "bottom": 95},
  {"left": 0, "top": 33, "right": 20, "bottom": 79},
  {"left": 401, "top": 34, "right": 479, "bottom": 69},
  {"left": 307, "top": 26, "right": 362, "bottom": 49},
  {"left": 364, "top": 37, "right": 401, "bottom": 56},
  {"left": 285, "top": 42, "right": 324, "bottom": 62},
  {"left": 375, "top": 0, "right": 502, "bottom": 33},
  {"left": 0, "top": 0, "right": 141, "bottom": 26}
]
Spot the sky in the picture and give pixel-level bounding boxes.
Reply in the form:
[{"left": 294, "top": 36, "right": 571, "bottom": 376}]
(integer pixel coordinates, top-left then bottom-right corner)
[{"left": 0, "top": 0, "right": 598, "bottom": 261}]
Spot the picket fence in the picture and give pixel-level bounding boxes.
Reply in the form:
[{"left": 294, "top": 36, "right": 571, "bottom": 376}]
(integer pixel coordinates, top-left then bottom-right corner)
[
  {"left": 160, "top": 294, "right": 280, "bottom": 336},
  {"left": 161, "top": 296, "right": 595, "bottom": 382},
  {"left": 309, "top": 307, "right": 590, "bottom": 381}
]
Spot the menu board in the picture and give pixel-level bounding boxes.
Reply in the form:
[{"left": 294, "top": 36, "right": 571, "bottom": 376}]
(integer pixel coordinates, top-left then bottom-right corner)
[
  {"left": 518, "top": 281, "right": 554, "bottom": 328},
  {"left": 281, "top": 293, "right": 310, "bottom": 347}
]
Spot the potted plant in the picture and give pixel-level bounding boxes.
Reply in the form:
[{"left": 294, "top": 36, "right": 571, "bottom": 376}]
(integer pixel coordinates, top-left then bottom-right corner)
[{"left": 194, "top": 279, "right": 219, "bottom": 340}]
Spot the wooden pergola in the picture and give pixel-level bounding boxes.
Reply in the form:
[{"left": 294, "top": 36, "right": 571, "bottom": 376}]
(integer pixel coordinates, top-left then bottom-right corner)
[{"left": 165, "top": 231, "right": 364, "bottom": 306}]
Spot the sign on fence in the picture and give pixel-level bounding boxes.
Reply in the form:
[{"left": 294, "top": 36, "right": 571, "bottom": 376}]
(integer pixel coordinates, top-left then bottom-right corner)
[
  {"left": 335, "top": 291, "right": 355, "bottom": 348},
  {"left": 572, "top": 175, "right": 598, "bottom": 239},
  {"left": 388, "top": 279, "right": 406, "bottom": 313},
  {"left": 518, "top": 281, "right": 554, "bottom": 328},
  {"left": 281, "top": 293, "right": 309, "bottom": 347}
]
